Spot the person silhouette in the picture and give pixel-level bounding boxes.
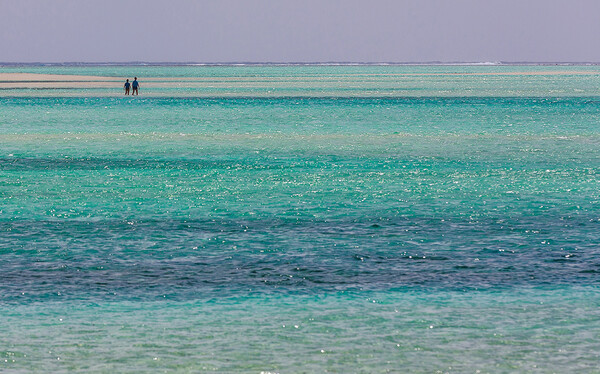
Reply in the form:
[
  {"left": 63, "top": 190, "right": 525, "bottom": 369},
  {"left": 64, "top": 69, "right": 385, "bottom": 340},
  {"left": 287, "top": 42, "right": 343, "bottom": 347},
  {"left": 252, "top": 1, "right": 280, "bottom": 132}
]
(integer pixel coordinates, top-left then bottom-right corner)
[
  {"left": 132, "top": 77, "right": 139, "bottom": 95},
  {"left": 124, "top": 79, "right": 130, "bottom": 95}
]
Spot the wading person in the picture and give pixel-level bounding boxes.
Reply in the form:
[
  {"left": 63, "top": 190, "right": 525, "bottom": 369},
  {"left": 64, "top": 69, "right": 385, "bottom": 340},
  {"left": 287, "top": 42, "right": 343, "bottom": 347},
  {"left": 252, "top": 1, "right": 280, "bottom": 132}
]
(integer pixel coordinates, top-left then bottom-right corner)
[
  {"left": 132, "top": 77, "right": 139, "bottom": 95},
  {"left": 124, "top": 79, "right": 130, "bottom": 95}
]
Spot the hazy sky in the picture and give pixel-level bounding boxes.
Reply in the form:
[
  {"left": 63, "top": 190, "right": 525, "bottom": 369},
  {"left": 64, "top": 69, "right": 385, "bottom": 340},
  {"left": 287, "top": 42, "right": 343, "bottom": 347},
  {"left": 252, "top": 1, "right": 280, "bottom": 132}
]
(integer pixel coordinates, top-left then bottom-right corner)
[{"left": 1, "top": 0, "right": 599, "bottom": 63}]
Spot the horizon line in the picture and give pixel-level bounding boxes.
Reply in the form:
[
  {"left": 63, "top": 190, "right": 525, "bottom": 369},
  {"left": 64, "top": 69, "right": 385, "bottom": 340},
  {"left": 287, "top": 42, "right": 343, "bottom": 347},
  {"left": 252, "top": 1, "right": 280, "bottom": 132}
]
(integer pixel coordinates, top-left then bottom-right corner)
[{"left": 3, "top": 61, "right": 600, "bottom": 67}]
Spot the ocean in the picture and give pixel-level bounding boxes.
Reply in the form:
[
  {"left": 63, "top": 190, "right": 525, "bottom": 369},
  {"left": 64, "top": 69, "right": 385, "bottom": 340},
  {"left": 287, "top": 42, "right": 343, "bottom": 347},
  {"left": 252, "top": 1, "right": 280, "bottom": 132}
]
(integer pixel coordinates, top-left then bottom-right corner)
[{"left": 1, "top": 65, "right": 600, "bottom": 372}]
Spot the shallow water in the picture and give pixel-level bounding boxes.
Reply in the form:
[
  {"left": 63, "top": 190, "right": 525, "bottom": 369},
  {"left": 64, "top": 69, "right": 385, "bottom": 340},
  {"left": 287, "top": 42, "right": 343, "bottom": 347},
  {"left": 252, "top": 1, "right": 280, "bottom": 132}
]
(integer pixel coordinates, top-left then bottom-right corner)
[{"left": 1, "top": 65, "right": 600, "bottom": 372}]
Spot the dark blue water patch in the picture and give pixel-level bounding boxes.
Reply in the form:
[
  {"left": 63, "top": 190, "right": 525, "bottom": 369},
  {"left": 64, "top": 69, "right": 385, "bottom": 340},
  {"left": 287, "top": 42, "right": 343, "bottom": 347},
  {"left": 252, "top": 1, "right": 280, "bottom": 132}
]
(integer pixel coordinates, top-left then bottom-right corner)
[
  {"left": 2, "top": 215, "right": 600, "bottom": 303},
  {"left": 2, "top": 155, "right": 598, "bottom": 172},
  {"left": 3, "top": 96, "right": 600, "bottom": 108},
  {"left": 0, "top": 157, "right": 292, "bottom": 171}
]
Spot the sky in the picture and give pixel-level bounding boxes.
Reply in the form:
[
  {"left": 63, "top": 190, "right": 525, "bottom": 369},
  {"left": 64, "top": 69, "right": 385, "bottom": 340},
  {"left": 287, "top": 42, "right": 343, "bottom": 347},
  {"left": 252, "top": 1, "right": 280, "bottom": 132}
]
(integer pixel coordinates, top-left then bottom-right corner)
[{"left": 1, "top": 0, "right": 600, "bottom": 63}]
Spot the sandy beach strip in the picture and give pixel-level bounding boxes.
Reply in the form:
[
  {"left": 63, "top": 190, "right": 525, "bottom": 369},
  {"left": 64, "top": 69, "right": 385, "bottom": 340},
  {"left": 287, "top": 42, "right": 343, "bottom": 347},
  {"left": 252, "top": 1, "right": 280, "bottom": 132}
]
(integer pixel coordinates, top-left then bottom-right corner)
[
  {"left": 0, "top": 73, "right": 123, "bottom": 89},
  {"left": 2, "top": 69, "right": 598, "bottom": 83},
  {"left": 0, "top": 73, "right": 124, "bottom": 81},
  {"left": 1, "top": 70, "right": 598, "bottom": 93}
]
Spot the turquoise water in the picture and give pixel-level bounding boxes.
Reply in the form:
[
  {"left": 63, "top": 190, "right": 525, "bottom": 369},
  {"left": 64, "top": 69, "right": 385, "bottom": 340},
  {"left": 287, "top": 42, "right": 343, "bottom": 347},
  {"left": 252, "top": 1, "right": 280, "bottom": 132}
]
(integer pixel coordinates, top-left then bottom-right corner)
[{"left": 2, "top": 65, "right": 600, "bottom": 372}]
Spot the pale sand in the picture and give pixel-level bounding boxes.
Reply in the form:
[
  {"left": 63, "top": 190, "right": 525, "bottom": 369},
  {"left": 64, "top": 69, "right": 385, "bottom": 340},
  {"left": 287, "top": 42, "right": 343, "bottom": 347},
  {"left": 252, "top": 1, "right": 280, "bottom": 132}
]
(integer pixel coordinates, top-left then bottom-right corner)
[
  {"left": 0, "top": 73, "right": 121, "bottom": 89},
  {"left": 0, "top": 71, "right": 598, "bottom": 94},
  {"left": 1, "top": 69, "right": 597, "bottom": 85},
  {"left": 0, "top": 73, "right": 121, "bottom": 81}
]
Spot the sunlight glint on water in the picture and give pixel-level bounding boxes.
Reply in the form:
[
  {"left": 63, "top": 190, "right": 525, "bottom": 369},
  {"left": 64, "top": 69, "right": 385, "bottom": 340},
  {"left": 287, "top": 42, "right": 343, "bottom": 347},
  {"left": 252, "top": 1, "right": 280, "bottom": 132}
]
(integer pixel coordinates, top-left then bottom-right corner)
[{"left": 1, "top": 65, "right": 600, "bottom": 372}]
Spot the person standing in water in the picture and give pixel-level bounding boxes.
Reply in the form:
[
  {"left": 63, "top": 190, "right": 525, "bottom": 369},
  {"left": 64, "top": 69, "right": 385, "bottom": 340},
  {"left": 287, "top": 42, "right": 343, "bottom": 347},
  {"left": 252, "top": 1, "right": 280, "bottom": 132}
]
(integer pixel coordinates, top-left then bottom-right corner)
[
  {"left": 124, "top": 79, "right": 130, "bottom": 95},
  {"left": 132, "top": 77, "right": 139, "bottom": 95}
]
